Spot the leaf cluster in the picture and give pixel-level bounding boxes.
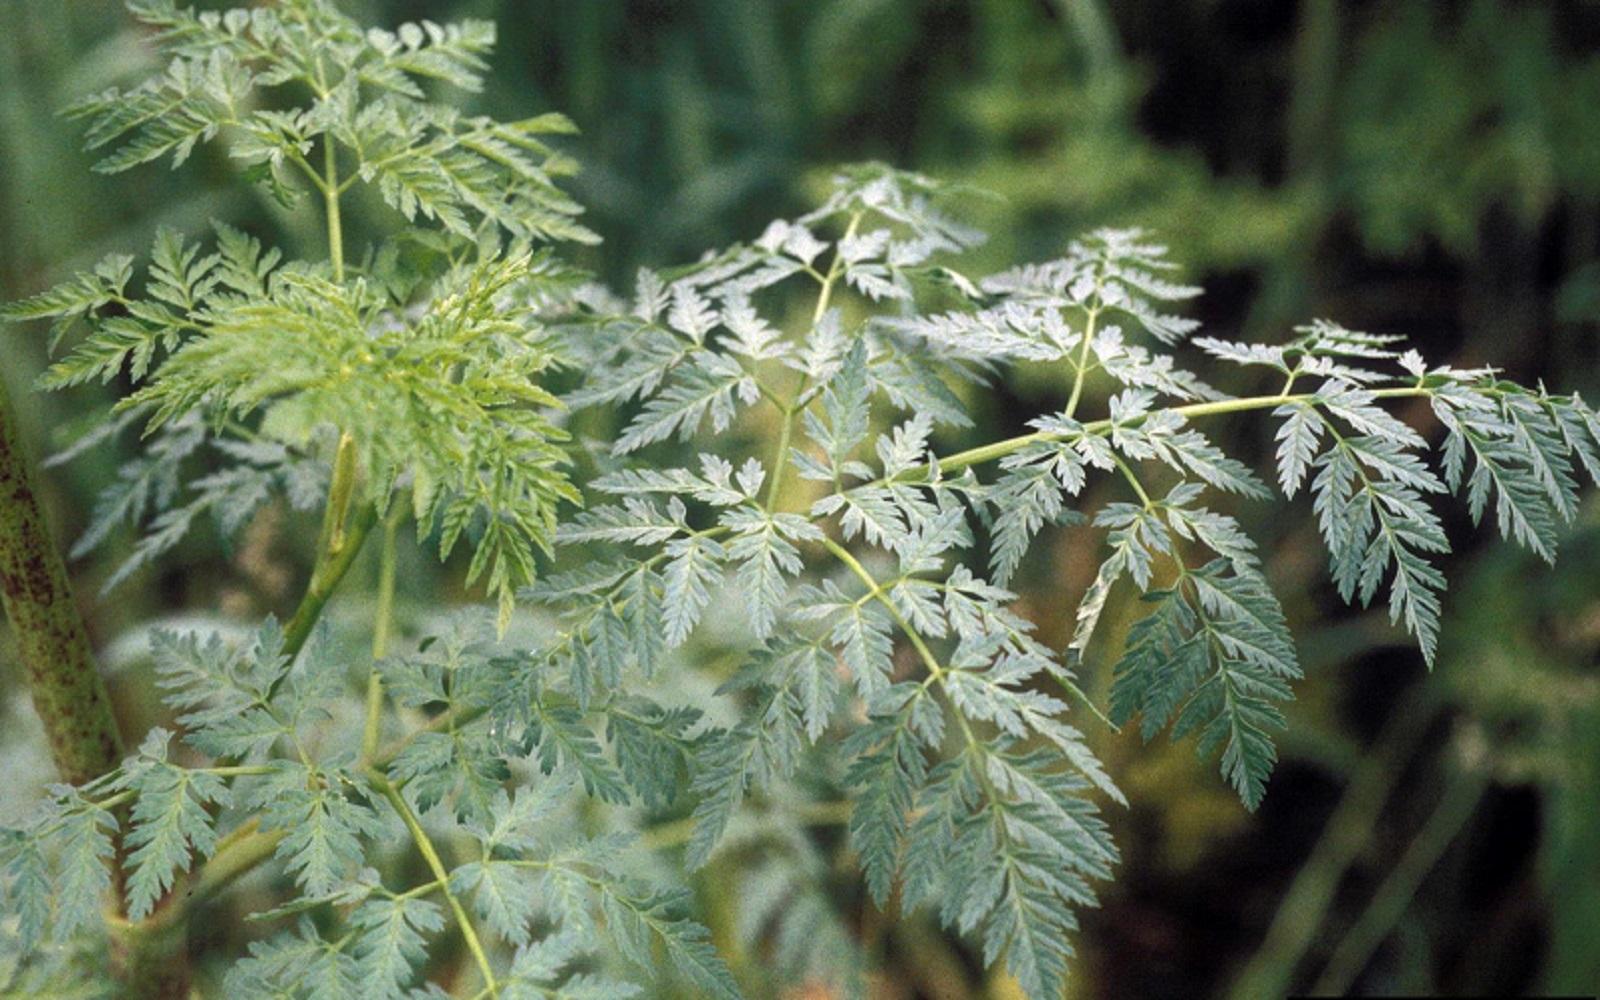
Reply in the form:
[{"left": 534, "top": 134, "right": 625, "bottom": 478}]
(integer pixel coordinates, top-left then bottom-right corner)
[{"left": 4, "top": 4, "right": 1599, "bottom": 998}]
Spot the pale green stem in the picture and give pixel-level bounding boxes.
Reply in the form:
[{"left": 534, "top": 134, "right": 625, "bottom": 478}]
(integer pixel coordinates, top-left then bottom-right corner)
[
  {"left": 819, "top": 539, "right": 999, "bottom": 816},
  {"left": 314, "top": 431, "right": 358, "bottom": 560},
  {"left": 821, "top": 537, "right": 944, "bottom": 679},
  {"left": 373, "top": 775, "right": 500, "bottom": 997},
  {"left": 644, "top": 800, "right": 852, "bottom": 850},
  {"left": 181, "top": 383, "right": 1445, "bottom": 911},
  {"left": 1063, "top": 303, "right": 1101, "bottom": 419},
  {"left": 182, "top": 818, "right": 281, "bottom": 910},
  {"left": 811, "top": 211, "right": 862, "bottom": 327},
  {"left": 323, "top": 136, "right": 344, "bottom": 283},
  {"left": 1111, "top": 452, "right": 1154, "bottom": 508},
  {"left": 887, "top": 385, "right": 1433, "bottom": 486},
  {"left": 281, "top": 441, "right": 373, "bottom": 661},
  {"left": 766, "top": 212, "right": 863, "bottom": 509},
  {"left": 763, "top": 406, "right": 797, "bottom": 511},
  {"left": 281, "top": 126, "right": 363, "bottom": 661},
  {"left": 362, "top": 507, "right": 402, "bottom": 763}
]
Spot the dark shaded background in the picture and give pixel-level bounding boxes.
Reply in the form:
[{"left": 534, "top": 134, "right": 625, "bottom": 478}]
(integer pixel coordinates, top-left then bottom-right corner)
[{"left": 2, "top": 2, "right": 1598, "bottom": 997}]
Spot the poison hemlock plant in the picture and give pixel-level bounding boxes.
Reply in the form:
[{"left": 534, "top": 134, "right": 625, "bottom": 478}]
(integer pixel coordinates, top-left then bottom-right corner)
[{"left": 2, "top": 3, "right": 1598, "bottom": 999}]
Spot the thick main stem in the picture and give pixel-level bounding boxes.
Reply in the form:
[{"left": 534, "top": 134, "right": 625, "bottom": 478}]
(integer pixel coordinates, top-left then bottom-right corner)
[
  {"left": 0, "top": 380, "right": 189, "bottom": 993},
  {"left": 0, "top": 376, "right": 123, "bottom": 786}
]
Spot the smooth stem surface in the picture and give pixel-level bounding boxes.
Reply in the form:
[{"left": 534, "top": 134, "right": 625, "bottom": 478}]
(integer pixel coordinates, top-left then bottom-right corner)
[
  {"left": 282, "top": 505, "right": 375, "bottom": 658},
  {"left": 283, "top": 433, "right": 372, "bottom": 658},
  {"left": 811, "top": 211, "right": 861, "bottom": 327},
  {"left": 180, "top": 819, "right": 281, "bottom": 912},
  {"left": 169, "top": 382, "right": 1446, "bottom": 926},
  {"left": 821, "top": 536, "right": 924, "bottom": 660},
  {"left": 105, "top": 910, "right": 189, "bottom": 1000},
  {"left": 363, "top": 507, "right": 402, "bottom": 763},
  {"left": 374, "top": 775, "right": 500, "bottom": 997},
  {"left": 0, "top": 375, "right": 123, "bottom": 786},
  {"left": 372, "top": 506, "right": 401, "bottom": 660},
  {"left": 283, "top": 147, "right": 360, "bottom": 660},
  {"left": 77, "top": 127, "right": 361, "bottom": 998},
  {"left": 324, "top": 137, "right": 345, "bottom": 282},
  {"left": 764, "top": 224, "right": 856, "bottom": 511},
  {"left": 763, "top": 406, "right": 797, "bottom": 511},
  {"left": 890, "top": 385, "right": 1432, "bottom": 485},
  {"left": 1063, "top": 303, "right": 1101, "bottom": 419},
  {"left": 643, "top": 800, "right": 852, "bottom": 850},
  {"left": 313, "top": 431, "right": 359, "bottom": 562},
  {"left": 178, "top": 704, "right": 455, "bottom": 906},
  {"left": 820, "top": 537, "right": 1002, "bottom": 810}
]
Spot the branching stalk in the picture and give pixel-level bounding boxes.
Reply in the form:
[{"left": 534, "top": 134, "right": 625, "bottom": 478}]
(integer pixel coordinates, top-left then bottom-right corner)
[
  {"left": 283, "top": 433, "right": 374, "bottom": 659},
  {"left": 373, "top": 774, "right": 500, "bottom": 997},
  {"left": 885, "top": 385, "right": 1433, "bottom": 486},
  {"left": 1063, "top": 302, "right": 1101, "bottom": 419}
]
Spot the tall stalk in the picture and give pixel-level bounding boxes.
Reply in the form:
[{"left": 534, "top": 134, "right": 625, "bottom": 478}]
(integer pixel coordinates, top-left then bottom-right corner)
[
  {"left": 0, "top": 375, "right": 122, "bottom": 785},
  {"left": 0, "top": 376, "right": 187, "bottom": 993}
]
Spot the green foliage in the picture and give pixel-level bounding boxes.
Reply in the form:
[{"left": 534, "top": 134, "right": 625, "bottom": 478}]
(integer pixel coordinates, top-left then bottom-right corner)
[
  {"left": 1111, "top": 561, "right": 1299, "bottom": 810},
  {"left": 1, "top": 0, "right": 591, "bottom": 627},
  {"left": 3, "top": 3, "right": 1599, "bottom": 999},
  {"left": 115, "top": 729, "right": 232, "bottom": 920},
  {"left": 539, "top": 163, "right": 1600, "bottom": 995}
]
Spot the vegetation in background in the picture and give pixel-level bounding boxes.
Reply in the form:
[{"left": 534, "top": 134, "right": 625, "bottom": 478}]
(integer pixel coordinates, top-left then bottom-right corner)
[{"left": 2, "top": 2, "right": 1597, "bottom": 998}]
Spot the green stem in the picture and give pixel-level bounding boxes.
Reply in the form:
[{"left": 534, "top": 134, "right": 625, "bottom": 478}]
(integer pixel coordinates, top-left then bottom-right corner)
[
  {"left": 373, "top": 774, "right": 500, "bottom": 997},
  {"left": 182, "top": 818, "right": 281, "bottom": 909},
  {"left": 204, "top": 459, "right": 378, "bottom": 894},
  {"left": 105, "top": 911, "right": 189, "bottom": 1000},
  {"left": 363, "top": 507, "right": 403, "bottom": 763},
  {"left": 810, "top": 211, "right": 862, "bottom": 327},
  {"left": 176, "top": 706, "right": 452, "bottom": 907},
  {"left": 887, "top": 386, "right": 1432, "bottom": 486},
  {"left": 282, "top": 433, "right": 372, "bottom": 658},
  {"left": 643, "top": 800, "right": 852, "bottom": 850},
  {"left": 314, "top": 431, "right": 359, "bottom": 560},
  {"left": 323, "top": 137, "right": 344, "bottom": 283},
  {"left": 1111, "top": 452, "right": 1154, "bottom": 508},
  {"left": 764, "top": 217, "right": 860, "bottom": 511},
  {"left": 281, "top": 505, "right": 375, "bottom": 658},
  {"left": 763, "top": 406, "right": 796, "bottom": 511},
  {"left": 0, "top": 377, "right": 124, "bottom": 788},
  {"left": 1063, "top": 303, "right": 1101, "bottom": 419},
  {"left": 821, "top": 537, "right": 941, "bottom": 674},
  {"left": 796, "top": 537, "right": 1017, "bottom": 875}
]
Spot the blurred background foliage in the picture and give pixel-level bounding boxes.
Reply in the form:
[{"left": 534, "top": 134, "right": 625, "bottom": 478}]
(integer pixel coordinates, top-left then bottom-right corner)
[{"left": 2, "top": 1, "right": 1599, "bottom": 997}]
